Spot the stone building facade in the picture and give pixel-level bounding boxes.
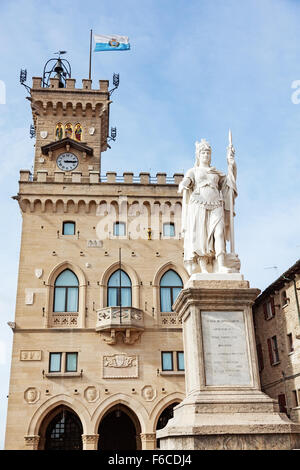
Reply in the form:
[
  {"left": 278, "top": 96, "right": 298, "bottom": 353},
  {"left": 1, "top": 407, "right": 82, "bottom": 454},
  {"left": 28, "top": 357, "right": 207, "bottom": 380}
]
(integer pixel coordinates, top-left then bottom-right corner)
[
  {"left": 4, "top": 73, "right": 187, "bottom": 450},
  {"left": 253, "top": 259, "right": 300, "bottom": 423}
]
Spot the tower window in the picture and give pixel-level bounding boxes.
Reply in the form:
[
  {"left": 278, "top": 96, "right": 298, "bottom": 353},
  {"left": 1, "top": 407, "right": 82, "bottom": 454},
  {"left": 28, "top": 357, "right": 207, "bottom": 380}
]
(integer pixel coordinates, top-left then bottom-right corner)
[
  {"left": 161, "top": 352, "right": 173, "bottom": 371},
  {"left": 63, "top": 221, "right": 75, "bottom": 235},
  {"left": 49, "top": 353, "right": 62, "bottom": 372},
  {"left": 53, "top": 269, "right": 79, "bottom": 312},
  {"left": 177, "top": 351, "right": 185, "bottom": 371},
  {"left": 107, "top": 269, "right": 132, "bottom": 307},
  {"left": 49, "top": 352, "right": 78, "bottom": 373},
  {"left": 161, "top": 351, "right": 185, "bottom": 371},
  {"left": 160, "top": 270, "right": 183, "bottom": 312},
  {"left": 163, "top": 223, "right": 175, "bottom": 237},
  {"left": 113, "top": 222, "right": 126, "bottom": 236},
  {"left": 66, "top": 352, "right": 78, "bottom": 372}
]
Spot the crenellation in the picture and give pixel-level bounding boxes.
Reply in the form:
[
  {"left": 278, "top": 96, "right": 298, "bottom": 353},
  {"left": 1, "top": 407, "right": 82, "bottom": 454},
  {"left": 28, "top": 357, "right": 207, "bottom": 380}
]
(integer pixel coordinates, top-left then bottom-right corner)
[
  {"left": 139, "top": 172, "right": 150, "bottom": 184},
  {"left": 49, "top": 78, "right": 60, "bottom": 89},
  {"left": 32, "top": 77, "right": 42, "bottom": 88},
  {"left": 66, "top": 78, "right": 76, "bottom": 89},
  {"left": 19, "top": 170, "right": 184, "bottom": 191},
  {"left": 82, "top": 79, "right": 92, "bottom": 90},
  {"left": 99, "top": 80, "right": 109, "bottom": 91}
]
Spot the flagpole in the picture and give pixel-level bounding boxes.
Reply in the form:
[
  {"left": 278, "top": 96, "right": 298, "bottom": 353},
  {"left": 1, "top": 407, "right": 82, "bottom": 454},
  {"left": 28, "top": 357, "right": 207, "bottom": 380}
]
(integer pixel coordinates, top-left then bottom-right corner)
[{"left": 89, "top": 29, "right": 93, "bottom": 80}]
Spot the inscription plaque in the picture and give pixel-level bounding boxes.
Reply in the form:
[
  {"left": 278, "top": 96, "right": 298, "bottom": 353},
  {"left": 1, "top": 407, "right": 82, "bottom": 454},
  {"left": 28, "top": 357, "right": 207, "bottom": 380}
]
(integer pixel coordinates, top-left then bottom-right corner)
[{"left": 201, "top": 310, "right": 251, "bottom": 386}]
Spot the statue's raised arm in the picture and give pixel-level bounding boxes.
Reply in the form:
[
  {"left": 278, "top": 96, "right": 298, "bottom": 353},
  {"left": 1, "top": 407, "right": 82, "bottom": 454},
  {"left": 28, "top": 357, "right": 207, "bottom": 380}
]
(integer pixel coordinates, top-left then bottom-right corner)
[{"left": 179, "top": 136, "right": 240, "bottom": 277}]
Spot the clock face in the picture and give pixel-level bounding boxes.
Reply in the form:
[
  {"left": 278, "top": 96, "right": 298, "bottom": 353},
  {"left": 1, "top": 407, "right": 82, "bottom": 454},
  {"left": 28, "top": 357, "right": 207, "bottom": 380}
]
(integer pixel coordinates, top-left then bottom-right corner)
[{"left": 56, "top": 152, "right": 79, "bottom": 171}]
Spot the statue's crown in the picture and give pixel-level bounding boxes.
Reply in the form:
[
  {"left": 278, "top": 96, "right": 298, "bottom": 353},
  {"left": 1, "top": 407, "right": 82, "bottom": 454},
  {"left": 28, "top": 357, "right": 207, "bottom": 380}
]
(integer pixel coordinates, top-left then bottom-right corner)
[{"left": 195, "top": 138, "right": 211, "bottom": 153}]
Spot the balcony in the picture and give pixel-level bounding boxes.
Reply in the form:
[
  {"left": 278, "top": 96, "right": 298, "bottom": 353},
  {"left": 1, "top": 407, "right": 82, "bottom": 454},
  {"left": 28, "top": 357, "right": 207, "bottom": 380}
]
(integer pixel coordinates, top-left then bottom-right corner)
[{"left": 96, "top": 306, "right": 144, "bottom": 345}]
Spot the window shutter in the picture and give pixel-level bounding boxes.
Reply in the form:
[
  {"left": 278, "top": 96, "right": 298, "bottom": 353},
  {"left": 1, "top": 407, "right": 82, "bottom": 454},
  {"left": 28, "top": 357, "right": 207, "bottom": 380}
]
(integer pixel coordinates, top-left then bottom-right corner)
[
  {"left": 271, "top": 297, "right": 275, "bottom": 317},
  {"left": 267, "top": 338, "right": 273, "bottom": 365},
  {"left": 263, "top": 303, "right": 268, "bottom": 320}
]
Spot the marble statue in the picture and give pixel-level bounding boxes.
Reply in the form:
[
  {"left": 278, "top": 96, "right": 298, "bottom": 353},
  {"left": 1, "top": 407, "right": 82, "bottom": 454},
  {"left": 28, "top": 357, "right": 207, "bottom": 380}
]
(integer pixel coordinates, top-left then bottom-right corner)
[{"left": 178, "top": 132, "right": 240, "bottom": 275}]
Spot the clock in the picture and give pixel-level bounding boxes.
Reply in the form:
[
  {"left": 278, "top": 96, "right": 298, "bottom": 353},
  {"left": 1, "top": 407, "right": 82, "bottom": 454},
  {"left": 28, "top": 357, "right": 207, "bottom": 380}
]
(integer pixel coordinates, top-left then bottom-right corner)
[{"left": 56, "top": 152, "right": 79, "bottom": 171}]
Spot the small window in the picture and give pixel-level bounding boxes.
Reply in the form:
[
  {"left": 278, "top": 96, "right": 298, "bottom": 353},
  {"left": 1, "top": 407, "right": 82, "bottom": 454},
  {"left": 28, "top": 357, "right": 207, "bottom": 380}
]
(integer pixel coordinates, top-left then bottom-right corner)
[
  {"left": 113, "top": 222, "right": 126, "bottom": 236},
  {"left": 163, "top": 223, "right": 175, "bottom": 237},
  {"left": 287, "top": 333, "right": 294, "bottom": 353},
  {"left": 63, "top": 221, "right": 75, "bottom": 235},
  {"left": 268, "top": 335, "right": 280, "bottom": 365},
  {"left": 292, "top": 390, "right": 299, "bottom": 407},
  {"left": 49, "top": 353, "right": 62, "bottom": 372},
  {"left": 177, "top": 352, "right": 185, "bottom": 371},
  {"left": 162, "top": 352, "right": 173, "bottom": 371},
  {"left": 272, "top": 336, "right": 280, "bottom": 363},
  {"left": 66, "top": 352, "right": 78, "bottom": 372},
  {"left": 263, "top": 299, "right": 275, "bottom": 320},
  {"left": 281, "top": 290, "right": 288, "bottom": 307}
]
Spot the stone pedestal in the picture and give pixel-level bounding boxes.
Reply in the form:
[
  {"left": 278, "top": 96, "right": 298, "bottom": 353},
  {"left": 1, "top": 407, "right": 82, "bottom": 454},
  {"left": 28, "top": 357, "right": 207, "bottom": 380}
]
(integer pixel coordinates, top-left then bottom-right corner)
[{"left": 157, "top": 277, "right": 300, "bottom": 450}]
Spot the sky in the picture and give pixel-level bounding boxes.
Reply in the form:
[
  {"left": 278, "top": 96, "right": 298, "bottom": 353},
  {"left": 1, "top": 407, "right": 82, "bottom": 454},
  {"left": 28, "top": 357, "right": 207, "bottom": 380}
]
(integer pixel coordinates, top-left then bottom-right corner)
[{"left": 0, "top": 0, "right": 300, "bottom": 449}]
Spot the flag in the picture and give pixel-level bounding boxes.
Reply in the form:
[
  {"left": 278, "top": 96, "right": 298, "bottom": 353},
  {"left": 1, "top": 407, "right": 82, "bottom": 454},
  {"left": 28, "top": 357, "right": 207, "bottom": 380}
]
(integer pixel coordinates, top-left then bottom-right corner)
[{"left": 94, "top": 34, "right": 130, "bottom": 52}]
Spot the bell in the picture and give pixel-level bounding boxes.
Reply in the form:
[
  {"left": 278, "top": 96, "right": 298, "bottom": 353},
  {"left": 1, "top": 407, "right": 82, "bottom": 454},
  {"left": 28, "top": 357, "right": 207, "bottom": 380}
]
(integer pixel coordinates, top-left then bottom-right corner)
[{"left": 54, "top": 58, "right": 64, "bottom": 74}]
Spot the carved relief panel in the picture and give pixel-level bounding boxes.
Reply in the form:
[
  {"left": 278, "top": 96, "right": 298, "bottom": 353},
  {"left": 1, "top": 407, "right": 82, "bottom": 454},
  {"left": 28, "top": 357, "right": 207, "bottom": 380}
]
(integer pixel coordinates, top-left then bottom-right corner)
[{"left": 102, "top": 353, "right": 138, "bottom": 379}]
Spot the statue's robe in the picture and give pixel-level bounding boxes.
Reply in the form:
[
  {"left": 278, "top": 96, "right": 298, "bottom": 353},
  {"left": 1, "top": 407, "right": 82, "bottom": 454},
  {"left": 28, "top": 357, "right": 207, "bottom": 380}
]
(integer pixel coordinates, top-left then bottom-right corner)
[{"left": 180, "top": 164, "right": 237, "bottom": 263}]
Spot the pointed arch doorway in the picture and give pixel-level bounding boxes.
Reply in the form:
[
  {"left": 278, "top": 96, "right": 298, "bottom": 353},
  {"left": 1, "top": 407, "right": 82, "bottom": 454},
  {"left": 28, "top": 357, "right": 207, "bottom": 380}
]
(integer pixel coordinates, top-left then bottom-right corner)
[{"left": 98, "top": 404, "right": 141, "bottom": 450}]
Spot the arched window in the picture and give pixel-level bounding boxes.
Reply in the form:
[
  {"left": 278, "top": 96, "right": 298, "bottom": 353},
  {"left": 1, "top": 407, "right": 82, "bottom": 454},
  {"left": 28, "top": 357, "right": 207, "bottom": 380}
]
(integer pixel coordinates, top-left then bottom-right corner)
[
  {"left": 45, "top": 407, "right": 83, "bottom": 450},
  {"left": 107, "top": 270, "right": 132, "bottom": 307},
  {"left": 54, "top": 269, "right": 79, "bottom": 312},
  {"left": 160, "top": 270, "right": 183, "bottom": 312}
]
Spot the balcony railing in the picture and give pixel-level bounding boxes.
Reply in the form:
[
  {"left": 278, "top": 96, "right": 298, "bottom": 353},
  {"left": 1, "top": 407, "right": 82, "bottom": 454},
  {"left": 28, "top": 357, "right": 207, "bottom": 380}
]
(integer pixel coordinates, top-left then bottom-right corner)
[{"left": 96, "top": 306, "right": 144, "bottom": 345}]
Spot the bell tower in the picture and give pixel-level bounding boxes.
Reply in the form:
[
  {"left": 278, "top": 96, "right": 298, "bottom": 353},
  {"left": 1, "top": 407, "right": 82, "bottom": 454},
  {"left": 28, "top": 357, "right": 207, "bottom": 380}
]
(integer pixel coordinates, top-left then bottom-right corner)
[{"left": 29, "top": 55, "right": 111, "bottom": 179}]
